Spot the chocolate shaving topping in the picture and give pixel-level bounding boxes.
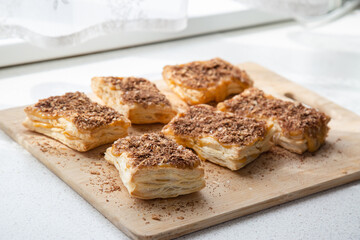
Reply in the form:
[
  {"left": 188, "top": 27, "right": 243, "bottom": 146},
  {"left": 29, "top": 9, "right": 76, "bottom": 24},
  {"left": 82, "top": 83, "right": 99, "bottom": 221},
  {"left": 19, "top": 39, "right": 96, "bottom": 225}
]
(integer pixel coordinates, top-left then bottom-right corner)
[
  {"left": 169, "top": 105, "right": 267, "bottom": 146},
  {"left": 222, "top": 88, "right": 330, "bottom": 137},
  {"left": 28, "top": 92, "right": 126, "bottom": 130},
  {"left": 104, "top": 77, "right": 170, "bottom": 107},
  {"left": 164, "top": 58, "right": 252, "bottom": 89},
  {"left": 112, "top": 133, "right": 201, "bottom": 169}
]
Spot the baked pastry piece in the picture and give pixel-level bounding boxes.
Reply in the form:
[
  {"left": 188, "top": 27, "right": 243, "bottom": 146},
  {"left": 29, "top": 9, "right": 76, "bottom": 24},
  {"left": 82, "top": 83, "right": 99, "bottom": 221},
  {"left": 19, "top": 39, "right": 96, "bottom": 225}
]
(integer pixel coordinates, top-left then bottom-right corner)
[
  {"left": 23, "top": 92, "right": 130, "bottom": 152},
  {"left": 91, "top": 76, "right": 176, "bottom": 124},
  {"left": 105, "top": 133, "right": 205, "bottom": 199},
  {"left": 162, "top": 58, "right": 253, "bottom": 105},
  {"left": 217, "top": 88, "right": 330, "bottom": 154},
  {"left": 162, "top": 105, "right": 274, "bottom": 170}
]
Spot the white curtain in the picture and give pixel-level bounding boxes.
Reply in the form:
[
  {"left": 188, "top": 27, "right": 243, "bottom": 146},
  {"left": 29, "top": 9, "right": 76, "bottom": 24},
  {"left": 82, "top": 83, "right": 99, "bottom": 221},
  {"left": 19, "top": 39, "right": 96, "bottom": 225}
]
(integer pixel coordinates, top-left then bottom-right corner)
[
  {"left": 0, "top": 0, "right": 356, "bottom": 48},
  {"left": 0, "top": 0, "right": 188, "bottom": 47}
]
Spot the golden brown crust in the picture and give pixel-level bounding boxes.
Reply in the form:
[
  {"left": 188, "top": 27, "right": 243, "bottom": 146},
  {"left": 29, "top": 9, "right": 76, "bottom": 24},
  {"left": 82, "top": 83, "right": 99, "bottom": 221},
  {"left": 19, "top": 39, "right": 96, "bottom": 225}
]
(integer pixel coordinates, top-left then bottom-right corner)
[
  {"left": 163, "top": 58, "right": 252, "bottom": 89},
  {"left": 24, "top": 92, "right": 128, "bottom": 131},
  {"left": 162, "top": 58, "right": 253, "bottom": 105},
  {"left": 102, "top": 77, "right": 170, "bottom": 108},
  {"left": 218, "top": 88, "right": 330, "bottom": 138},
  {"left": 105, "top": 138, "right": 205, "bottom": 199},
  {"left": 92, "top": 77, "right": 176, "bottom": 124},
  {"left": 111, "top": 133, "right": 201, "bottom": 169},
  {"left": 165, "top": 104, "right": 267, "bottom": 146}
]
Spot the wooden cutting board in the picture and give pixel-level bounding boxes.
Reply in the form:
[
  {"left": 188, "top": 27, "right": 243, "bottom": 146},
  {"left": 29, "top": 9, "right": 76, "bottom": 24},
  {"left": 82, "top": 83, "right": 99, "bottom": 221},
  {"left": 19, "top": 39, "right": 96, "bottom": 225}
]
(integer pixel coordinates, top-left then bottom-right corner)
[{"left": 1, "top": 63, "right": 360, "bottom": 240}]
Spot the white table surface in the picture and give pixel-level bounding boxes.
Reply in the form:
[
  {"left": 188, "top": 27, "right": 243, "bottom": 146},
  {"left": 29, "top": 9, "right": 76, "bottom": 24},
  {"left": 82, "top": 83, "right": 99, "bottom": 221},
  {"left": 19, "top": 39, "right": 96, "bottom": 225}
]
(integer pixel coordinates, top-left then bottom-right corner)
[{"left": 1, "top": 9, "right": 360, "bottom": 240}]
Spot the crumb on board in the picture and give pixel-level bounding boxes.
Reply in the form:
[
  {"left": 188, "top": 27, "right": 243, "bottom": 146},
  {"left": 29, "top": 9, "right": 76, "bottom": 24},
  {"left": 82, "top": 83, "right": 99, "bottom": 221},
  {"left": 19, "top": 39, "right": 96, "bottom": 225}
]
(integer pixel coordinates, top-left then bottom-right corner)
[{"left": 152, "top": 214, "right": 161, "bottom": 221}]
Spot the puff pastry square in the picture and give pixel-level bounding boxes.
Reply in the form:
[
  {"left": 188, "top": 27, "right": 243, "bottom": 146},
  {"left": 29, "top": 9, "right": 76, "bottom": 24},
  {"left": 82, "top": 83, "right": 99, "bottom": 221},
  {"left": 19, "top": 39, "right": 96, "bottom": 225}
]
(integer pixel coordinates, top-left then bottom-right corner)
[
  {"left": 105, "top": 133, "right": 205, "bottom": 199},
  {"left": 217, "top": 88, "right": 330, "bottom": 154},
  {"left": 23, "top": 92, "right": 130, "bottom": 152},
  {"left": 91, "top": 76, "right": 176, "bottom": 124},
  {"left": 162, "top": 58, "right": 253, "bottom": 105},
  {"left": 162, "top": 105, "right": 274, "bottom": 170}
]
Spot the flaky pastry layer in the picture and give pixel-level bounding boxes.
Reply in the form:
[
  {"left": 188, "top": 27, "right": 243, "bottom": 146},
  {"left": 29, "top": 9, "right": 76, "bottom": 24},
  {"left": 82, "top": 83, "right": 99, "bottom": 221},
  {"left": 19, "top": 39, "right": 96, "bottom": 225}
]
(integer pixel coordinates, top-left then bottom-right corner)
[
  {"left": 162, "top": 58, "right": 253, "bottom": 105},
  {"left": 163, "top": 127, "right": 274, "bottom": 170},
  {"left": 23, "top": 114, "right": 129, "bottom": 152},
  {"left": 217, "top": 88, "right": 330, "bottom": 154},
  {"left": 162, "top": 105, "right": 275, "bottom": 170},
  {"left": 105, "top": 150, "right": 205, "bottom": 199},
  {"left": 92, "top": 77, "right": 176, "bottom": 124},
  {"left": 23, "top": 92, "right": 130, "bottom": 152}
]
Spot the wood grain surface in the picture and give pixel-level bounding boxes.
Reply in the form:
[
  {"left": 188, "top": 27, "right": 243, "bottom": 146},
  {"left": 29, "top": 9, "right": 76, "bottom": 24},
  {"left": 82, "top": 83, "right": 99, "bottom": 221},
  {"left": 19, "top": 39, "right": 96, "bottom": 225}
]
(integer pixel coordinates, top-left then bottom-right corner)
[{"left": 1, "top": 63, "right": 360, "bottom": 240}]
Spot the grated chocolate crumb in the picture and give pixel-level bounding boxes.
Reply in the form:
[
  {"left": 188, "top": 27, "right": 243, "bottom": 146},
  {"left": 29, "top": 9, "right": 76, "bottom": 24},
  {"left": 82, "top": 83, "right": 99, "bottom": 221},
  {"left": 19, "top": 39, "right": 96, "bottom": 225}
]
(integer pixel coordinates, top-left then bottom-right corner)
[
  {"left": 25, "top": 92, "right": 127, "bottom": 130},
  {"left": 221, "top": 88, "right": 330, "bottom": 137},
  {"left": 103, "top": 77, "right": 170, "bottom": 107},
  {"left": 111, "top": 133, "right": 201, "bottom": 169},
  {"left": 167, "top": 104, "right": 267, "bottom": 146},
  {"left": 163, "top": 58, "right": 253, "bottom": 89},
  {"left": 151, "top": 214, "right": 161, "bottom": 221}
]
